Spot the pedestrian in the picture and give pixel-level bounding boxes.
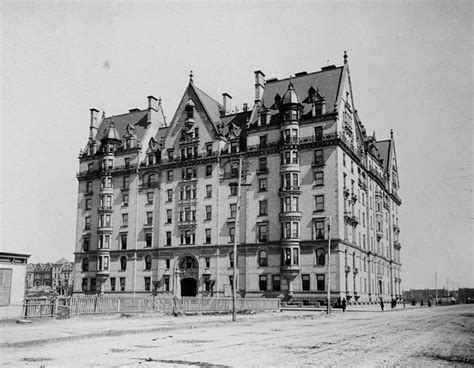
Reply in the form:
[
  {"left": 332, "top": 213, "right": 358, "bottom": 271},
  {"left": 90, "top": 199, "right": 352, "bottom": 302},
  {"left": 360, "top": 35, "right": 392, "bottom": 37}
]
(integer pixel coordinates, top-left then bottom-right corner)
[
  {"left": 380, "top": 299, "right": 384, "bottom": 311},
  {"left": 420, "top": 300, "right": 424, "bottom": 307},
  {"left": 342, "top": 298, "right": 346, "bottom": 313},
  {"left": 403, "top": 299, "right": 406, "bottom": 309},
  {"left": 427, "top": 300, "right": 432, "bottom": 307}
]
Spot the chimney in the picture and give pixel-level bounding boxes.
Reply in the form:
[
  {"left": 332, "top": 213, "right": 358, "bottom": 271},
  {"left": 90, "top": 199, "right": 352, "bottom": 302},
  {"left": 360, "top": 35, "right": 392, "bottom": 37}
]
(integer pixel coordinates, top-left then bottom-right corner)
[
  {"left": 89, "top": 108, "right": 99, "bottom": 139},
  {"left": 222, "top": 93, "right": 232, "bottom": 115},
  {"left": 243, "top": 103, "right": 248, "bottom": 112},
  {"left": 147, "top": 95, "right": 158, "bottom": 125},
  {"left": 254, "top": 70, "right": 265, "bottom": 104}
]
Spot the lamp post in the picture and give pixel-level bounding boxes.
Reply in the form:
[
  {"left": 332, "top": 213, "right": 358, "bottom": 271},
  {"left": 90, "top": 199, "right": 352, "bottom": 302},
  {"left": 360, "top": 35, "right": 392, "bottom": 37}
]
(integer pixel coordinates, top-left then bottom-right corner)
[
  {"left": 327, "top": 216, "right": 332, "bottom": 315},
  {"left": 229, "top": 154, "right": 250, "bottom": 322}
]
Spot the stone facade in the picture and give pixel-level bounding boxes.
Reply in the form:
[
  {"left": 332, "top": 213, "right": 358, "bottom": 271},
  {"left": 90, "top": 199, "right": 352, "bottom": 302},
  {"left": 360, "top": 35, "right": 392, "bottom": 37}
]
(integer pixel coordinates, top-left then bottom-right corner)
[{"left": 73, "top": 55, "right": 402, "bottom": 303}]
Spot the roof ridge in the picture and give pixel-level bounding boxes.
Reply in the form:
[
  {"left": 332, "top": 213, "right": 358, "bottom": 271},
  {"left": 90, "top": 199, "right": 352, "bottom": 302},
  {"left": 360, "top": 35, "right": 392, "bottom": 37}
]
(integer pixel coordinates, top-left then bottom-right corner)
[
  {"left": 266, "top": 66, "right": 344, "bottom": 85},
  {"left": 103, "top": 110, "right": 146, "bottom": 120}
]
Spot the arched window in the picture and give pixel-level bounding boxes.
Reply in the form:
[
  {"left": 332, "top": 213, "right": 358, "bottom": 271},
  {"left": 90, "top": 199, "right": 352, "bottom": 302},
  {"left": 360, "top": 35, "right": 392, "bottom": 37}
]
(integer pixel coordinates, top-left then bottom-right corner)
[
  {"left": 179, "top": 256, "right": 198, "bottom": 270},
  {"left": 120, "top": 256, "right": 127, "bottom": 271},
  {"left": 82, "top": 258, "right": 89, "bottom": 272},
  {"left": 258, "top": 250, "right": 268, "bottom": 266},
  {"left": 316, "top": 248, "right": 325, "bottom": 265},
  {"left": 145, "top": 255, "right": 152, "bottom": 270}
]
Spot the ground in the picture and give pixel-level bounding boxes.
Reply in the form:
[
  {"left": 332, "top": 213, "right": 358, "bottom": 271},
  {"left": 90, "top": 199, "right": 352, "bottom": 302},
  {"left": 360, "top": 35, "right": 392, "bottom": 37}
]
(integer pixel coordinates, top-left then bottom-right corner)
[{"left": 1, "top": 304, "right": 473, "bottom": 367}]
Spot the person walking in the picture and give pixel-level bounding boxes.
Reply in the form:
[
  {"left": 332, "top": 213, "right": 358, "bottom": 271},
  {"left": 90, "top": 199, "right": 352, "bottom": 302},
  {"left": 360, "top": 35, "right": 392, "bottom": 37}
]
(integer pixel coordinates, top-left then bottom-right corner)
[
  {"left": 342, "top": 298, "right": 347, "bottom": 313},
  {"left": 380, "top": 298, "right": 384, "bottom": 311}
]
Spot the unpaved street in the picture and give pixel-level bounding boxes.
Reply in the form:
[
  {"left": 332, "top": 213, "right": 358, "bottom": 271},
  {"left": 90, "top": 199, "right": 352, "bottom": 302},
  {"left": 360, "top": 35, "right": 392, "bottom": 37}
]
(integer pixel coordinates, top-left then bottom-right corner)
[{"left": 1, "top": 305, "right": 473, "bottom": 367}]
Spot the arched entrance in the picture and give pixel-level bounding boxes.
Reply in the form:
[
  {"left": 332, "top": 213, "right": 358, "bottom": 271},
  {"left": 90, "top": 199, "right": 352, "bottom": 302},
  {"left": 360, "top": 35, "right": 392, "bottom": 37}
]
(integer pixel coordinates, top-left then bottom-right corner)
[
  {"left": 378, "top": 280, "right": 383, "bottom": 295},
  {"left": 181, "top": 278, "right": 197, "bottom": 297}
]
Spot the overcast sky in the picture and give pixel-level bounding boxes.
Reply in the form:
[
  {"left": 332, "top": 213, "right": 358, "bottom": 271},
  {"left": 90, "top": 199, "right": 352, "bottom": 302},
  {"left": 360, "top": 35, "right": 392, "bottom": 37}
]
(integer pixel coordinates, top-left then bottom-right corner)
[{"left": 1, "top": 1, "right": 472, "bottom": 290}]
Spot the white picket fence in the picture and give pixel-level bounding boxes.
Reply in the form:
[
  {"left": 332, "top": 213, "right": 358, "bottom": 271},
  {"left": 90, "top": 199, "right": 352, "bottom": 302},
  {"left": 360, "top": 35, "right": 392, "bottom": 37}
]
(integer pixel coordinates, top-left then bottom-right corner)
[{"left": 0, "top": 296, "right": 280, "bottom": 320}]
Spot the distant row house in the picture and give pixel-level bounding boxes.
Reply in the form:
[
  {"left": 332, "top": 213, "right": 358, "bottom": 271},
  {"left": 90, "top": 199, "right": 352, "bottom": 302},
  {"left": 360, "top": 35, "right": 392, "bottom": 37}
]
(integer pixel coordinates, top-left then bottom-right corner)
[{"left": 25, "top": 258, "right": 73, "bottom": 295}]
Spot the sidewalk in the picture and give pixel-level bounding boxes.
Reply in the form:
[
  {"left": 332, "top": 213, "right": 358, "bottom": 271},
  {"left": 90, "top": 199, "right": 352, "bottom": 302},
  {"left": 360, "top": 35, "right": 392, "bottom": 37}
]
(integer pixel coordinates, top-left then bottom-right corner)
[{"left": 0, "top": 311, "right": 291, "bottom": 348}]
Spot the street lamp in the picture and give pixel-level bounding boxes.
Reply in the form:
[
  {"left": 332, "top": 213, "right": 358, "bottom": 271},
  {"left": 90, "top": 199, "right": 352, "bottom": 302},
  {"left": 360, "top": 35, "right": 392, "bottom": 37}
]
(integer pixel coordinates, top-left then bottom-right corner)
[
  {"left": 229, "top": 154, "right": 250, "bottom": 322},
  {"left": 327, "top": 216, "right": 332, "bottom": 315}
]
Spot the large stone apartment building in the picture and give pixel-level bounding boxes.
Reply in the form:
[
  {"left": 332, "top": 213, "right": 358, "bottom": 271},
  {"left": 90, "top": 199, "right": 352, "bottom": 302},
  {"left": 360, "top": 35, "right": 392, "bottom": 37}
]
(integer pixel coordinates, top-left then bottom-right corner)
[{"left": 73, "top": 53, "right": 402, "bottom": 303}]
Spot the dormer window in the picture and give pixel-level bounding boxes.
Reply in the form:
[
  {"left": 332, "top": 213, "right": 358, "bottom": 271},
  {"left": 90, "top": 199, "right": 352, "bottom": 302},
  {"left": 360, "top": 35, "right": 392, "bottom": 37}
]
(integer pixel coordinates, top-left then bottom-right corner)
[
  {"left": 187, "top": 108, "right": 193, "bottom": 119},
  {"left": 147, "top": 154, "right": 155, "bottom": 166},
  {"left": 125, "top": 138, "right": 132, "bottom": 149},
  {"left": 315, "top": 103, "right": 322, "bottom": 116}
]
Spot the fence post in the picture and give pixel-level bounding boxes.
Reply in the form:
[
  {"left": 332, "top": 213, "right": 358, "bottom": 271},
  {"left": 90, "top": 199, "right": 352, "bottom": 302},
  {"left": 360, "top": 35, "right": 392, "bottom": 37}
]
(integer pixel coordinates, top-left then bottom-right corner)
[
  {"left": 118, "top": 298, "right": 121, "bottom": 313},
  {"left": 53, "top": 298, "right": 59, "bottom": 319},
  {"left": 94, "top": 295, "right": 98, "bottom": 314}
]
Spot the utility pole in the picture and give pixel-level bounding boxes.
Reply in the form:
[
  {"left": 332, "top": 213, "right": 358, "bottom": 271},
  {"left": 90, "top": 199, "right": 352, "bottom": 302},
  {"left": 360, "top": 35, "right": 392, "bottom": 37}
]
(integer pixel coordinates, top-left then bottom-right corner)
[{"left": 327, "top": 216, "right": 332, "bottom": 315}]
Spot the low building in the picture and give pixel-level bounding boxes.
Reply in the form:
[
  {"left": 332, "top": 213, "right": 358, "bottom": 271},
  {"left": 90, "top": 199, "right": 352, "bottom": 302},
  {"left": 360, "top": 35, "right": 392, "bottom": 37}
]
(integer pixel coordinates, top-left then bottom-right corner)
[
  {"left": 0, "top": 252, "right": 30, "bottom": 304},
  {"left": 25, "top": 258, "right": 73, "bottom": 295}
]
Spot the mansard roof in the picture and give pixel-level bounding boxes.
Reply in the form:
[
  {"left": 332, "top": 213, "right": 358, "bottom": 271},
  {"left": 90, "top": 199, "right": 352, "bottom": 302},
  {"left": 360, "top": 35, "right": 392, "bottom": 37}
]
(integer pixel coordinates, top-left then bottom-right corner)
[
  {"left": 96, "top": 110, "right": 149, "bottom": 142},
  {"left": 261, "top": 66, "right": 343, "bottom": 117},
  {"left": 221, "top": 110, "right": 252, "bottom": 135}
]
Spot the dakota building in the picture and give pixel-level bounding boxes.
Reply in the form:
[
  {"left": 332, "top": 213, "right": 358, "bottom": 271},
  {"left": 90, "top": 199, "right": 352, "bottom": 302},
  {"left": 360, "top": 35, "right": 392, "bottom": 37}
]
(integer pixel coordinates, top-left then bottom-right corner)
[{"left": 73, "top": 53, "right": 402, "bottom": 303}]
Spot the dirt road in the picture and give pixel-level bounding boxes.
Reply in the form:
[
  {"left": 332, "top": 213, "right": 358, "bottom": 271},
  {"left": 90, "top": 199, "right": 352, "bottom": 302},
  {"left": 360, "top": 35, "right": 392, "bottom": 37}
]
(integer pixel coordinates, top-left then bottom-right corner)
[{"left": 1, "top": 305, "right": 473, "bottom": 367}]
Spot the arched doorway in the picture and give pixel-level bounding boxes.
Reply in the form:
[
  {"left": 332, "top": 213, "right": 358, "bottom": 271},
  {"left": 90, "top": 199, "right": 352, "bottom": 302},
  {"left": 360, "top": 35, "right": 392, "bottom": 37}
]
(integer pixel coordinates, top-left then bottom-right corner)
[
  {"left": 181, "top": 278, "right": 197, "bottom": 297},
  {"left": 378, "top": 280, "right": 383, "bottom": 295}
]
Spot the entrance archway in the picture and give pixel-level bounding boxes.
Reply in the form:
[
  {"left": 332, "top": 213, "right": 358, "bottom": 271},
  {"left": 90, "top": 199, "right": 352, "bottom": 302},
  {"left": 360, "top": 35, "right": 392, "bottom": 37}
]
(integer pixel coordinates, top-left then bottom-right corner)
[
  {"left": 378, "top": 280, "right": 383, "bottom": 295},
  {"left": 181, "top": 278, "right": 197, "bottom": 297}
]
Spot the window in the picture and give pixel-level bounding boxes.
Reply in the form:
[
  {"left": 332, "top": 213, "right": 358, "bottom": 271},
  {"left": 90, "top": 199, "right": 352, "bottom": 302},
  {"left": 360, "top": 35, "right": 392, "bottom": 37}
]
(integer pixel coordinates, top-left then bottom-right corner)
[
  {"left": 229, "top": 226, "right": 235, "bottom": 243},
  {"left": 259, "top": 157, "right": 267, "bottom": 172},
  {"left": 120, "top": 234, "right": 127, "bottom": 250},
  {"left": 90, "top": 278, "right": 96, "bottom": 292},
  {"left": 120, "top": 277, "right": 126, "bottom": 291},
  {"left": 259, "top": 200, "right": 268, "bottom": 216},
  {"left": 166, "top": 189, "right": 173, "bottom": 202},
  {"left": 147, "top": 192, "right": 154, "bottom": 205},
  {"left": 206, "top": 165, "right": 212, "bottom": 176},
  {"left": 205, "top": 206, "right": 212, "bottom": 221},
  {"left": 145, "top": 255, "right": 152, "bottom": 270},
  {"left": 272, "top": 275, "right": 281, "bottom": 291},
  {"left": 205, "top": 229, "right": 211, "bottom": 243},
  {"left": 206, "top": 143, "right": 213, "bottom": 156},
  {"left": 123, "top": 176, "right": 130, "bottom": 190},
  {"left": 181, "top": 230, "right": 195, "bottom": 245},
  {"left": 110, "top": 277, "right": 116, "bottom": 292},
  {"left": 86, "top": 181, "right": 93, "bottom": 194},
  {"left": 85, "top": 217, "right": 91, "bottom": 230},
  {"left": 258, "top": 250, "right": 268, "bottom": 266},
  {"left": 205, "top": 185, "right": 212, "bottom": 198},
  {"left": 85, "top": 199, "right": 92, "bottom": 210},
  {"left": 230, "top": 204, "right": 237, "bottom": 218},
  {"left": 167, "top": 170, "right": 173, "bottom": 181},
  {"left": 146, "top": 211, "right": 153, "bottom": 225},
  {"left": 230, "top": 184, "right": 238, "bottom": 196},
  {"left": 343, "top": 153, "right": 346, "bottom": 167},
  {"left": 316, "top": 274, "right": 325, "bottom": 291},
  {"left": 314, "top": 171, "right": 324, "bottom": 186},
  {"left": 122, "top": 213, "right": 128, "bottom": 227},
  {"left": 122, "top": 193, "right": 129, "bottom": 207},
  {"left": 302, "top": 274, "right": 310, "bottom": 291},
  {"left": 316, "top": 248, "right": 325, "bottom": 265},
  {"left": 314, "top": 195, "right": 325, "bottom": 212},
  {"left": 145, "top": 233, "right": 152, "bottom": 247},
  {"left": 314, "top": 150, "right": 324, "bottom": 165},
  {"left": 124, "top": 157, "right": 130, "bottom": 168},
  {"left": 166, "top": 210, "right": 172, "bottom": 224},
  {"left": 229, "top": 275, "right": 234, "bottom": 290},
  {"left": 167, "top": 149, "right": 174, "bottom": 161},
  {"left": 259, "top": 135, "right": 267, "bottom": 148},
  {"left": 166, "top": 232, "right": 171, "bottom": 246},
  {"left": 259, "top": 178, "right": 267, "bottom": 192},
  {"left": 99, "top": 214, "right": 111, "bottom": 228},
  {"left": 258, "top": 224, "right": 268, "bottom": 243},
  {"left": 82, "top": 278, "right": 88, "bottom": 291},
  {"left": 82, "top": 258, "right": 89, "bottom": 272},
  {"left": 259, "top": 275, "right": 267, "bottom": 291},
  {"left": 205, "top": 257, "right": 210, "bottom": 268},
  {"left": 120, "top": 257, "right": 127, "bottom": 271},
  {"left": 314, "top": 219, "right": 325, "bottom": 240},
  {"left": 229, "top": 251, "right": 234, "bottom": 267},
  {"left": 83, "top": 237, "right": 90, "bottom": 251}
]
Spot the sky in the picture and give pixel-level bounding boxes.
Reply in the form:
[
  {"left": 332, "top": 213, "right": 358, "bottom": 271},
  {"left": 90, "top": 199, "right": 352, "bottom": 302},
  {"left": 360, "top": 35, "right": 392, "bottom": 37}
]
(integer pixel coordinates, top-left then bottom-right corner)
[{"left": 1, "top": 1, "right": 472, "bottom": 290}]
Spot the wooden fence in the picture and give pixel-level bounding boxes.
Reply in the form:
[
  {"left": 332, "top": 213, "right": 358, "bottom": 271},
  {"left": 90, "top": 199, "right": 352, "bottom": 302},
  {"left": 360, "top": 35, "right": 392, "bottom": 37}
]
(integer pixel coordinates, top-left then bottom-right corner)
[{"left": 0, "top": 296, "right": 280, "bottom": 320}]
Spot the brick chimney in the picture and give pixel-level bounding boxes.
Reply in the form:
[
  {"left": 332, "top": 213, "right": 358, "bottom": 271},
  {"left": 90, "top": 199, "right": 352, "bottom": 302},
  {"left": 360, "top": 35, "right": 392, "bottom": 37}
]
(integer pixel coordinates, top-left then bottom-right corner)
[
  {"left": 222, "top": 93, "right": 232, "bottom": 115},
  {"left": 147, "top": 95, "right": 158, "bottom": 125},
  {"left": 254, "top": 70, "right": 265, "bottom": 104},
  {"left": 89, "top": 108, "right": 99, "bottom": 139}
]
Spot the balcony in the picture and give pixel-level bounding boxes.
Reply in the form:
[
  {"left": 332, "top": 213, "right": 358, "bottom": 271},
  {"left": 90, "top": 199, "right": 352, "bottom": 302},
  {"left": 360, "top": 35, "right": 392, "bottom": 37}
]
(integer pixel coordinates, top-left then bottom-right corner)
[
  {"left": 393, "top": 224, "right": 400, "bottom": 233},
  {"left": 279, "top": 186, "right": 302, "bottom": 195},
  {"left": 177, "top": 220, "right": 197, "bottom": 229},
  {"left": 351, "top": 193, "right": 358, "bottom": 202},
  {"left": 97, "top": 224, "right": 113, "bottom": 233},
  {"left": 98, "top": 205, "right": 113, "bottom": 213},
  {"left": 100, "top": 186, "right": 114, "bottom": 195},
  {"left": 393, "top": 240, "right": 401, "bottom": 250},
  {"left": 344, "top": 212, "right": 359, "bottom": 226},
  {"left": 343, "top": 187, "right": 350, "bottom": 198},
  {"left": 376, "top": 229, "right": 384, "bottom": 241},
  {"left": 143, "top": 223, "right": 154, "bottom": 232},
  {"left": 353, "top": 267, "right": 359, "bottom": 275},
  {"left": 96, "top": 269, "right": 110, "bottom": 277},
  {"left": 256, "top": 167, "right": 269, "bottom": 175},
  {"left": 282, "top": 137, "right": 299, "bottom": 145},
  {"left": 345, "top": 266, "right": 351, "bottom": 274},
  {"left": 281, "top": 264, "right": 300, "bottom": 279},
  {"left": 139, "top": 181, "right": 160, "bottom": 190},
  {"left": 311, "top": 160, "right": 325, "bottom": 168},
  {"left": 279, "top": 211, "right": 302, "bottom": 220}
]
